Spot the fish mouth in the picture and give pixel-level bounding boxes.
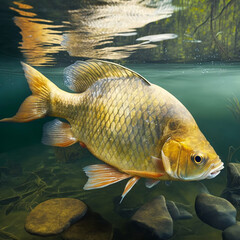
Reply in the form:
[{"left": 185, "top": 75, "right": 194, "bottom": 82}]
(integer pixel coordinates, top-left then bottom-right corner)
[{"left": 206, "top": 161, "right": 224, "bottom": 179}]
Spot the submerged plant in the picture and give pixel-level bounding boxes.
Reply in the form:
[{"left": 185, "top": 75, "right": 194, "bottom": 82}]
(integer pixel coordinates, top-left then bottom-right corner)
[
  {"left": 228, "top": 97, "right": 240, "bottom": 121},
  {"left": 0, "top": 226, "right": 19, "bottom": 240},
  {"left": 226, "top": 145, "right": 240, "bottom": 163},
  {"left": 53, "top": 144, "right": 86, "bottom": 163},
  {"left": 0, "top": 159, "right": 89, "bottom": 216}
]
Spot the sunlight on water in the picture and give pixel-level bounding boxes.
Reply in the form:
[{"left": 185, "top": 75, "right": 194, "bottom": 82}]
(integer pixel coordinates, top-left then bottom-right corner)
[
  {"left": 63, "top": 0, "right": 178, "bottom": 60},
  {"left": 10, "top": 1, "right": 65, "bottom": 66},
  {"left": 8, "top": 0, "right": 181, "bottom": 65}
]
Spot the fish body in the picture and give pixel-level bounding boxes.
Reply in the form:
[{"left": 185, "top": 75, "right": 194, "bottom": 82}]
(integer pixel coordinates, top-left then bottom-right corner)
[
  {"left": 57, "top": 74, "right": 191, "bottom": 179},
  {"left": 0, "top": 60, "right": 224, "bottom": 201}
]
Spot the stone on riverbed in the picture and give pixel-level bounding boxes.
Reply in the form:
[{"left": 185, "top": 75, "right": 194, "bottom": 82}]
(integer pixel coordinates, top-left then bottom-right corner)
[
  {"left": 178, "top": 207, "right": 193, "bottom": 220},
  {"left": 221, "top": 191, "right": 240, "bottom": 208},
  {"left": 25, "top": 198, "right": 87, "bottom": 236},
  {"left": 226, "top": 163, "right": 240, "bottom": 188},
  {"left": 222, "top": 221, "right": 240, "bottom": 240},
  {"left": 166, "top": 201, "right": 180, "bottom": 220},
  {"left": 195, "top": 193, "right": 236, "bottom": 230},
  {"left": 221, "top": 163, "right": 240, "bottom": 207},
  {"left": 131, "top": 195, "right": 173, "bottom": 239},
  {"left": 166, "top": 201, "right": 192, "bottom": 220},
  {"left": 61, "top": 211, "right": 113, "bottom": 240}
]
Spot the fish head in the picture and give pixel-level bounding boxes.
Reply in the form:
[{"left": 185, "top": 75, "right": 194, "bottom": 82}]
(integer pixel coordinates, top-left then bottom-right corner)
[{"left": 161, "top": 134, "right": 224, "bottom": 181}]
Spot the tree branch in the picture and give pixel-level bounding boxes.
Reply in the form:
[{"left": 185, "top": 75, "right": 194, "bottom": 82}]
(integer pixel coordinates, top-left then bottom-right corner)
[{"left": 213, "top": 0, "right": 235, "bottom": 20}]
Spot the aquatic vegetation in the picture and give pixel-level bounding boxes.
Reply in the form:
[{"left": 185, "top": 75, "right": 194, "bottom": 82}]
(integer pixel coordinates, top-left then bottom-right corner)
[
  {"left": 53, "top": 144, "right": 87, "bottom": 163},
  {"left": 0, "top": 153, "right": 88, "bottom": 216},
  {"left": 226, "top": 145, "right": 240, "bottom": 163},
  {"left": 1, "top": 171, "right": 49, "bottom": 214},
  {"left": 0, "top": 226, "right": 19, "bottom": 240},
  {"left": 228, "top": 97, "right": 240, "bottom": 122}
]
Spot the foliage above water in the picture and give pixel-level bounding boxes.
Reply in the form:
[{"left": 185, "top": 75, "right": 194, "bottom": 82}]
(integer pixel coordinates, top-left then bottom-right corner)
[
  {"left": 132, "top": 0, "right": 240, "bottom": 62},
  {"left": 4, "top": 0, "right": 240, "bottom": 65}
]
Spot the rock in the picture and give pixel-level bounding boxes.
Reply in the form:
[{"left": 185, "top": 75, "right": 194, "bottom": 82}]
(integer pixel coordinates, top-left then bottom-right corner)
[
  {"left": 221, "top": 191, "right": 240, "bottom": 208},
  {"left": 113, "top": 195, "right": 139, "bottom": 218},
  {"left": 166, "top": 201, "right": 192, "bottom": 220},
  {"left": 166, "top": 201, "right": 180, "bottom": 220},
  {"left": 25, "top": 198, "right": 87, "bottom": 236},
  {"left": 195, "top": 193, "right": 236, "bottom": 230},
  {"left": 227, "top": 163, "right": 240, "bottom": 188},
  {"left": 222, "top": 221, "right": 240, "bottom": 240},
  {"left": 221, "top": 163, "right": 240, "bottom": 207},
  {"left": 178, "top": 208, "right": 193, "bottom": 220},
  {"left": 131, "top": 195, "right": 173, "bottom": 239},
  {"left": 61, "top": 211, "right": 113, "bottom": 240}
]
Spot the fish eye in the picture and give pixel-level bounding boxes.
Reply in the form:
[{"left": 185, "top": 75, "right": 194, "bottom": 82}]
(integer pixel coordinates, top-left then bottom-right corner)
[{"left": 191, "top": 154, "right": 203, "bottom": 164}]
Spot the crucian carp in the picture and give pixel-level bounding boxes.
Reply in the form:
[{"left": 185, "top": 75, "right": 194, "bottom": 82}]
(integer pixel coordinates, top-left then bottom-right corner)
[{"left": 0, "top": 60, "right": 224, "bottom": 202}]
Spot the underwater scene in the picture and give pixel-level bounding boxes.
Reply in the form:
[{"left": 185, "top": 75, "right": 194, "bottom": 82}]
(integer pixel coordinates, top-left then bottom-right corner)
[{"left": 0, "top": 0, "right": 240, "bottom": 239}]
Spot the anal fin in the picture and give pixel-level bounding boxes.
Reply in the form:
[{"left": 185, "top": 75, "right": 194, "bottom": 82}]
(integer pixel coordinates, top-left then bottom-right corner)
[
  {"left": 120, "top": 176, "right": 140, "bottom": 203},
  {"left": 83, "top": 164, "right": 130, "bottom": 190},
  {"left": 42, "top": 119, "right": 77, "bottom": 147}
]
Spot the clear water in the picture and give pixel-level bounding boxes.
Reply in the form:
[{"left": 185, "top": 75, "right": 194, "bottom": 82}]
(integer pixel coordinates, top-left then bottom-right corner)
[
  {"left": 1, "top": 0, "right": 240, "bottom": 240},
  {"left": 1, "top": 58, "right": 240, "bottom": 240}
]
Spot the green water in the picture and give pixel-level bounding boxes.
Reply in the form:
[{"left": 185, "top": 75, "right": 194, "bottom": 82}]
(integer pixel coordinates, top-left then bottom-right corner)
[
  {"left": 1, "top": 0, "right": 240, "bottom": 239},
  {"left": 0, "top": 57, "right": 240, "bottom": 239}
]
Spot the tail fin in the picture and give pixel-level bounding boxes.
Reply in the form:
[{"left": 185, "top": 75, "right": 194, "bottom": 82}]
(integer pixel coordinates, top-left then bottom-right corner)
[{"left": 0, "top": 62, "right": 55, "bottom": 122}]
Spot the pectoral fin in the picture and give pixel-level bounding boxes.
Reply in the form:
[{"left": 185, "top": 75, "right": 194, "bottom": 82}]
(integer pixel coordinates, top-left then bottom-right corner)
[
  {"left": 83, "top": 164, "right": 130, "bottom": 190},
  {"left": 42, "top": 119, "right": 77, "bottom": 147},
  {"left": 145, "top": 179, "right": 160, "bottom": 188},
  {"left": 151, "top": 156, "right": 165, "bottom": 173}
]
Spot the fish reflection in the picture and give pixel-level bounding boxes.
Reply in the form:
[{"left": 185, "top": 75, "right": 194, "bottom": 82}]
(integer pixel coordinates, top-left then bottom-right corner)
[
  {"left": 10, "top": 1, "right": 65, "bottom": 66},
  {"left": 64, "top": 0, "right": 178, "bottom": 59}
]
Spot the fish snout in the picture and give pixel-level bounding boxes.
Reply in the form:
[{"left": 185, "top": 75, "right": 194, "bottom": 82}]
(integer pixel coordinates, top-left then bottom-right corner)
[{"left": 207, "top": 161, "right": 224, "bottom": 179}]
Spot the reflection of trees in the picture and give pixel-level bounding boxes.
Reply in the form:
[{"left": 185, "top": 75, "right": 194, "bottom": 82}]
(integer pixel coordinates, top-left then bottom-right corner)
[
  {"left": 134, "top": 0, "right": 240, "bottom": 62},
  {"left": 9, "top": 0, "right": 240, "bottom": 64},
  {"left": 192, "top": 0, "right": 235, "bottom": 35},
  {"left": 191, "top": 0, "right": 235, "bottom": 58},
  {"left": 64, "top": 0, "right": 176, "bottom": 60},
  {"left": 14, "top": 17, "right": 64, "bottom": 66},
  {"left": 10, "top": 1, "right": 65, "bottom": 66}
]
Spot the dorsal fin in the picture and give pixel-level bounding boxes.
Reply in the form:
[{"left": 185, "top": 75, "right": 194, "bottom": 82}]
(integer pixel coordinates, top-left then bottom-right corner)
[{"left": 63, "top": 60, "right": 151, "bottom": 92}]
